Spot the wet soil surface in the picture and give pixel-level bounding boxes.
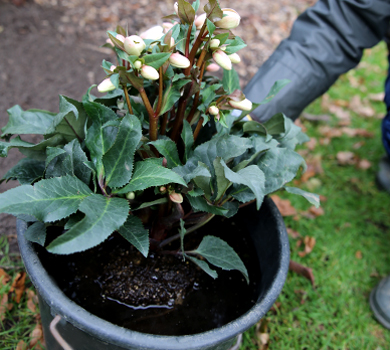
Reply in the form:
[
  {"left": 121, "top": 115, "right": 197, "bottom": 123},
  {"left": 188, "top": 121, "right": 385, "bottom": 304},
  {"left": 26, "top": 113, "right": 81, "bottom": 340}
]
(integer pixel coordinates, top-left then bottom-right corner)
[{"left": 37, "top": 215, "right": 261, "bottom": 335}]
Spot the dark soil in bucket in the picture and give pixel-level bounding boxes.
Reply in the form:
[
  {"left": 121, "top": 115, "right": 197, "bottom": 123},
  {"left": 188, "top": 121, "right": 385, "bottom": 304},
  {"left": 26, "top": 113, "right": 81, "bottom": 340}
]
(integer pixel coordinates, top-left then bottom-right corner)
[{"left": 36, "top": 214, "right": 261, "bottom": 336}]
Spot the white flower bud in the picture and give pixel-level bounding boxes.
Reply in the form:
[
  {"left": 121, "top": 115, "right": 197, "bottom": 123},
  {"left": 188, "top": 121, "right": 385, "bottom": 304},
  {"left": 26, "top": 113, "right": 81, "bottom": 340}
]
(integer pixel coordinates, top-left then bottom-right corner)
[
  {"left": 174, "top": 2, "right": 179, "bottom": 15},
  {"left": 228, "top": 98, "right": 252, "bottom": 111},
  {"left": 109, "top": 65, "right": 116, "bottom": 72},
  {"left": 206, "top": 63, "right": 221, "bottom": 72},
  {"left": 116, "top": 34, "right": 125, "bottom": 43},
  {"left": 214, "top": 9, "right": 240, "bottom": 29},
  {"left": 209, "top": 39, "right": 220, "bottom": 49},
  {"left": 212, "top": 49, "right": 232, "bottom": 70},
  {"left": 124, "top": 35, "right": 146, "bottom": 56},
  {"left": 106, "top": 38, "right": 114, "bottom": 46},
  {"left": 141, "top": 65, "right": 160, "bottom": 80},
  {"left": 228, "top": 53, "right": 241, "bottom": 63},
  {"left": 134, "top": 60, "right": 142, "bottom": 69},
  {"left": 97, "top": 78, "right": 116, "bottom": 93},
  {"left": 194, "top": 13, "right": 207, "bottom": 30},
  {"left": 169, "top": 52, "right": 191, "bottom": 68},
  {"left": 126, "top": 192, "right": 135, "bottom": 200},
  {"left": 170, "top": 37, "right": 175, "bottom": 48},
  {"left": 209, "top": 106, "right": 219, "bottom": 116},
  {"left": 162, "top": 22, "right": 175, "bottom": 33},
  {"left": 169, "top": 191, "right": 183, "bottom": 203},
  {"left": 140, "top": 25, "right": 164, "bottom": 40}
]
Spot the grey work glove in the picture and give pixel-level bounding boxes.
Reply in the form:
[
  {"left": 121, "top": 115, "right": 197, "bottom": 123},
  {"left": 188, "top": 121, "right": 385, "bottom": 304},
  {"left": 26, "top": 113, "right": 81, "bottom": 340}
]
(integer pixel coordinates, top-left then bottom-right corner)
[{"left": 243, "top": 0, "right": 390, "bottom": 122}]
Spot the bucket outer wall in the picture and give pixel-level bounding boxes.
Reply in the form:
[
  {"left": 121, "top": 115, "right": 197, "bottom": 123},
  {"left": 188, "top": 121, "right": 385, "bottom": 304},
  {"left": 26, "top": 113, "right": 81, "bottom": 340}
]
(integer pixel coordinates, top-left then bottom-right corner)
[{"left": 16, "top": 197, "right": 290, "bottom": 350}]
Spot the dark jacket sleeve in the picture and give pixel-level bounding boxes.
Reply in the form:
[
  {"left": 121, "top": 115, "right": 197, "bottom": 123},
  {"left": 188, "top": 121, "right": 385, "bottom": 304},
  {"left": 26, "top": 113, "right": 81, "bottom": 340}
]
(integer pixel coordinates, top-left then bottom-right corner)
[{"left": 244, "top": 0, "right": 390, "bottom": 122}]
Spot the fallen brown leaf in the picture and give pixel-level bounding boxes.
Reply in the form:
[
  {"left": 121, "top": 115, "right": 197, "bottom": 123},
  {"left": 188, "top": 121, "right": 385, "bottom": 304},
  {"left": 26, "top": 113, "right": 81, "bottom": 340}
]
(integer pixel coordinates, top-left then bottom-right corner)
[
  {"left": 334, "top": 99, "right": 349, "bottom": 107},
  {"left": 287, "top": 228, "right": 300, "bottom": 239},
  {"left": 255, "top": 319, "right": 270, "bottom": 350},
  {"left": 0, "top": 294, "right": 8, "bottom": 321},
  {"left": 298, "top": 236, "right": 316, "bottom": 257},
  {"left": 355, "top": 250, "right": 363, "bottom": 259},
  {"left": 16, "top": 340, "right": 27, "bottom": 350},
  {"left": 301, "top": 113, "right": 331, "bottom": 123},
  {"left": 270, "top": 195, "right": 297, "bottom": 216},
  {"left": 309, "top": 206, "right": 325, "bottom": 217},
  {"left": 337, "top": 151, "right": 355, "bottom": 165},
  {"left": 328, "top": 104, "right": 351, "bottom": 121},
  {"left": 357, "top": 159, "right": 372, "bottom": 170},
  {"left": 349, "top": 95, "right": 375, "bottom": 117},
  {"left": 369, "top": 92, "right": 385, "bottom": 102},
  {"left": 289, "top": 260, "right": 315, "bottom": 287},
  {"left": 347, "top": 74, "right": 361, "bottom": 88},
  {"left": 27, "top": 289, "right": 38, "bottom": 313},
  {"left": 29, "top": 322, "right": 44, "bottom": 349},
  {"left": 305, "top": 137, "right": 317, "bottom": 151},
  {"left": 10, "top": 271, "right": 26, "bottom": 303},
  {"left": 353, "top": 141, "right": 365, "bottom": 149}
]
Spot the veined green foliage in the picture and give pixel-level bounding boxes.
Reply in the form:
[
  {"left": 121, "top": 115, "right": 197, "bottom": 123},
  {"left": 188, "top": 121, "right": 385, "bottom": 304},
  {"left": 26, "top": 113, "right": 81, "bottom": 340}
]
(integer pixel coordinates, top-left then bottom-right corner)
[{"left": 0, "top": 0, "right": 316, "bottom": 281}]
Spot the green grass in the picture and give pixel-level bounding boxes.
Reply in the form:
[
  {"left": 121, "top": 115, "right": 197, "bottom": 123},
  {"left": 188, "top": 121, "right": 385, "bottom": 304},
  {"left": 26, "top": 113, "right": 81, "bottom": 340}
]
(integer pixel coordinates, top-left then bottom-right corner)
[
  {"left": 1, "top": 43, "right": 390, "bottom": 350},
  {"left": 241, "top": 42, "right": 390, "bottom": 349},
  {"left": 0, "top": 236, "right": 42, "bottom": 349}
]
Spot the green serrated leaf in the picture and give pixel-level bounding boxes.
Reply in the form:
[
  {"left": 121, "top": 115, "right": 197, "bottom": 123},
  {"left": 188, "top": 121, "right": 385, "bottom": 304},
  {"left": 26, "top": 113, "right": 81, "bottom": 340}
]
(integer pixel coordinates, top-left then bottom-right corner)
[
  {"left": 220, "top": 159, "right": 265, "bottom": 210},
  {"left": 204, "top": 0, "right": 223, "bottom": 22},
  {"left": 222, "top": 67, "right": 240, "bottom": 95},
  {"left": 84, "top": 100, "right": 119, "bottom": 173},
  {"left": 181, "top": 120, "right": 194, "bottom": 162},
  {"left": 206, "top": 18, "right": 216, "bottom": 36},
  {"left": 45, "top": 96, "right": 88, "bottom": 142},
  {"left": 192, "top": 135, "right": 252, "bottom": 177},
  {"left": 115, "top": 158, "right": 187, "bottom": 194},
  {"left": 221, "top": 201, "right": 239, "bottom": 218},
  {"left": 192, "top": 0, "right": 200, "bottom": 12},
  {"left": 1, "top": 105, "right": 55, "bottom": 137},
  {"left": 149, "top": 139, "right": 182, "bottom": 168},
  {"left": 173, "top": 158, "right": 211, "bottom": 183},
  {"left": 118, "top": 215, "right": 149, "bottom": 257},
  {"left": 187, "top": 256, "right": 218, "bottom": 279},
  {"left": 229, "top": 185, "right": 255, "bottom": 204},
  {"left": 193, "top": 235, "right": 249, "bottom": 283},
  {"left": 2, "top": 158, "right": 45, "bottom": 185},
  {"left": 24, "top": 221, "right": 46, "bottom": 246},
  {"left": 224, "top": 37, "right": 247, "bottom": 55},
  {"left": 47, "top": 194, "right": 129, "bottom": 254},
  {"left": 284, "top": 186, "right": 320, "bottom": 208},
  {"left": 242, "top": 120, "right": 267, "bottom": 136},
  {"left": 46, "top": 139, "right": 91, "bottom": 184},
  {"left": 143, "top": 52, "right": 172, "bottom": 70},
  {"left": 177, "top": 0, "right": 196, "bottom": 24},
  {"left": 257, "top": 147, "right": 306, "bottom": 195},
  {"left": 0, "top": 175, "right": 92, "bottom": 223},
  {"left": 213, "top": 157, "right": 231, "bottom": 201},
  {"left": 133, "top": 197, "right": 168, "bottom": 210},
  {"left": 263, "top": 112, "right": 286, "bottom": 135},
  {"left": 103, "top": 114, "right": 142, "bottom": 188},
  {"left": 213, "top": 32, "right": 229, "bottom": 46},
  {"left": 157, "top": 79, "right": 191, "bottom": 117},
  {"left": 186, "top": 196, "right": 228, "bottom": 215}
]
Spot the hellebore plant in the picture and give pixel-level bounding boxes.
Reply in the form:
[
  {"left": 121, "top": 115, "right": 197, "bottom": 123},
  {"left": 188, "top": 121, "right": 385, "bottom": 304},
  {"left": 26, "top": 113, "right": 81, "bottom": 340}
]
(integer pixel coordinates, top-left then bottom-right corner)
[{"left": 0, "top": 0, "right": 319, "bottom": 282}]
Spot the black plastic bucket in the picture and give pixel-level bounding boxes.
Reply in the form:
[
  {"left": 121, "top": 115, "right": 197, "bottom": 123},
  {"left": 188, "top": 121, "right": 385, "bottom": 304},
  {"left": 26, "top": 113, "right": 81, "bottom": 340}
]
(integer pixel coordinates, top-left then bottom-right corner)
[{"left": 17, "top": 197, "right": 290, "bottom": 350}]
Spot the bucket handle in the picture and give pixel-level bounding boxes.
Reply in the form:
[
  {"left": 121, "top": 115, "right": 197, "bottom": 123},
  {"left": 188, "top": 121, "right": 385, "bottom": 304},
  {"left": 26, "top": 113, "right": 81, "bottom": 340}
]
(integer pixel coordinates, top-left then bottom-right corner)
[{"left": 49, "top": 315, "right": 74, "bottom": 350}]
